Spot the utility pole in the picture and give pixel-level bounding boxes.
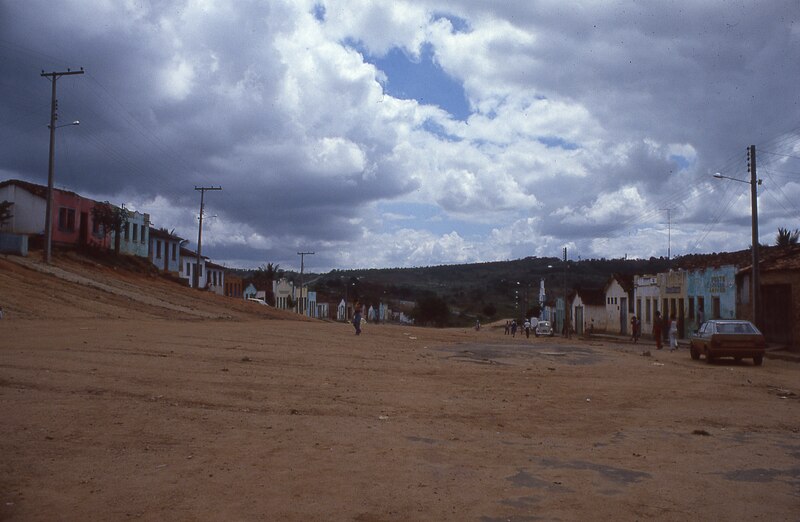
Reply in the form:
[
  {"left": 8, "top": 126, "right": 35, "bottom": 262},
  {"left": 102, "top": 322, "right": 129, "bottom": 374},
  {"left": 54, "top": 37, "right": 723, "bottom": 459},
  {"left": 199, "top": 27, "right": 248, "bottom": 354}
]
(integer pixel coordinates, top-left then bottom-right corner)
[
  {"left": 660, "top": 207, "right": 674, "bottom": 260},
  {"left": 297, "top": 251, "right": 315, "bottom": 315},
  {"left": 563, "top": 247, "right": 570, "bottom": 338},
  {"left": 41, "top": 68, "right": 84, "bottom": 264},
  {"left": 748, "top": 145, "right": 761, "bottom": 330},
  {"left": 194, "top": 186, "right": 222, "bottom": 289}
]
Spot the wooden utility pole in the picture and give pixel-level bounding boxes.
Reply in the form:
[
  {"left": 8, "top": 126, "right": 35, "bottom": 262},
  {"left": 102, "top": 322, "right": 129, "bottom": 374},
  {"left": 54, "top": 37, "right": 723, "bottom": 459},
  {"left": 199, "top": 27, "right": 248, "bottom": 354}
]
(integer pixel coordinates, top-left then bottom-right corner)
[
  {"left": 41, "top": 68, "right": 84, "bottom": 263},
  {"left": 194, "top": 186, "right": 221, "bottom": 289}
]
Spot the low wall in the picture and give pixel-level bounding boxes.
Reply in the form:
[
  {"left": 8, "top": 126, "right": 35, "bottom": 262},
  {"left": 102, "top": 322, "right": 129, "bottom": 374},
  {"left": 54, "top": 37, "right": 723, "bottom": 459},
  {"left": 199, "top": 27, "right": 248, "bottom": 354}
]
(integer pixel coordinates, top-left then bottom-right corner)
[{"left": 0, "top": 232, "right": 28, "bottom": 256}]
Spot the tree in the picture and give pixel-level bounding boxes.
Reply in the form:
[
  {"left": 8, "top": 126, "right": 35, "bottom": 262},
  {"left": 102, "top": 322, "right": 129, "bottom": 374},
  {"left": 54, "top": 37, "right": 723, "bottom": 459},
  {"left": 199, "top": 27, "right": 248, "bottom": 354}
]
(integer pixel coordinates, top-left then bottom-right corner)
[
  {"left": 91, "top": 202, "right": 128, "bottom": 254},
  {"left": 775, "top": 227, "right": 800, "bottom": 247},
  {"left": 0, "top": 200, "right": 12, "bottom": 227},
  {"left": 411, "top": 295, "right": 450, "bottom": 327},
  {"left": 253, "top": 262, "right": 280, "bottom": 305}
]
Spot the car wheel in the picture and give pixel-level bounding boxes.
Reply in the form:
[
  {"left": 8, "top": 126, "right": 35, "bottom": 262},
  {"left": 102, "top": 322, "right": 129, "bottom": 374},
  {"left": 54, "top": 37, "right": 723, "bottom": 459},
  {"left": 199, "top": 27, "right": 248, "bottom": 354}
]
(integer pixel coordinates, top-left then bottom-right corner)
[
  {"left": 690, "top": 346, "right": 700, "bottom": 360},
  {"left": 753, "top": 355, "right": 763, "bottom": 366}
]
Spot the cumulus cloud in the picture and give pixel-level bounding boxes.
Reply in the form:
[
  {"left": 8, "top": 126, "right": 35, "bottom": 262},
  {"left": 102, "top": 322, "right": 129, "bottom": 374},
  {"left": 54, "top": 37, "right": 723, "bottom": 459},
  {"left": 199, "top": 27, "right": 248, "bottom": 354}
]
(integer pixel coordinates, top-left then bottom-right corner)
[{"left": 1, "top": 0, "right": 798, "bottom": 271}]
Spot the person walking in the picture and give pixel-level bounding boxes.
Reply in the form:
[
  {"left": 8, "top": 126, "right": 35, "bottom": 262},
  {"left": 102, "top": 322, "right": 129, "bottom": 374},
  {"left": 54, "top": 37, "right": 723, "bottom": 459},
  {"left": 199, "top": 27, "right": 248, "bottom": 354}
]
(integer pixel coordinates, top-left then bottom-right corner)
[
  {"left": 504, "top": 321, "right": 510, "bottom": 335},
  {"left": 353, "top": 302, "right": 362, "bottom": 335},
  {"left": 524, "top": 318, "right": 531, "bottom": 338},
  {"left": 653, "top": 311, "right": 663, "bottom": 350},
  {"left": 669, "top": 313, "right": 678, "bottom": 351},
  {"left": 510, "top": 320, "right": 518, "bottom": 338}
]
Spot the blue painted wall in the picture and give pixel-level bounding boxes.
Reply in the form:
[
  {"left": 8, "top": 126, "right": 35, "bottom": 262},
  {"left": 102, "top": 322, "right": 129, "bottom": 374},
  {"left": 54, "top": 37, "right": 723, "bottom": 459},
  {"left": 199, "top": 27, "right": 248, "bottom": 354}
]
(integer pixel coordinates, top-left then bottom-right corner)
[{"left": 687, "top": 265, "right": 737, "bottom": 330}]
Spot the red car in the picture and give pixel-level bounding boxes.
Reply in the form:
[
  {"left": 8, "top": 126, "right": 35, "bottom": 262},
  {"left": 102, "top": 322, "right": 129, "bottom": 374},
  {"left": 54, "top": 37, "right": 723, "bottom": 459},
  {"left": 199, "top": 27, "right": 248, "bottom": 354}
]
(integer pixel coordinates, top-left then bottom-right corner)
[{"left": 690, "top": 320, "right": 766, "bottom": 366}]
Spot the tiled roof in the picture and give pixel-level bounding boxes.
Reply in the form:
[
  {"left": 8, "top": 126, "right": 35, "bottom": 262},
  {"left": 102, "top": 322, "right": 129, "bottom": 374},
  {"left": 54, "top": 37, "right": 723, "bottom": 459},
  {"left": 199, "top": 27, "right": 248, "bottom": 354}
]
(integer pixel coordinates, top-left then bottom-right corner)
[
  {"left": 575, "top": 287, "right": 606, "bottom": 306},
  {"left": 0, "top": 178, "right": 86, "bottom": 200}
]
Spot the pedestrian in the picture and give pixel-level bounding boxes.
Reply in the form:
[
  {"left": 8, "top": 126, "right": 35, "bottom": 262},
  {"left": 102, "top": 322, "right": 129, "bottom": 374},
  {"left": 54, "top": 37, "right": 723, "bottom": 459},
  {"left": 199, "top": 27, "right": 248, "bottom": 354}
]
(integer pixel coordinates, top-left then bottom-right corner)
[
  {"left": 475, "top": 319, "right": 481, "bottom": 331},
  {"left": 353, "top": 302, "right": 362, "bottom": 335},
  {"left": 669, "top": 313, "right": 678, "bottom": 351},
  {"left": 504, "top": 321, "right": 510, "bottom": 335},
  {"left": 510, "top": 319, "right": 518, "bottom": 338},
  {"left": 524, "top": 318, "right": 531, "bottom": 338},
  {"left": 0, "top": 305, "right": 4, "bottom": 320},
  {"left": 653, "top": 311, "right": 663, "bottom": 350},
  {"left": 631, "top": 315, "right": 640, "bottom": 343}
]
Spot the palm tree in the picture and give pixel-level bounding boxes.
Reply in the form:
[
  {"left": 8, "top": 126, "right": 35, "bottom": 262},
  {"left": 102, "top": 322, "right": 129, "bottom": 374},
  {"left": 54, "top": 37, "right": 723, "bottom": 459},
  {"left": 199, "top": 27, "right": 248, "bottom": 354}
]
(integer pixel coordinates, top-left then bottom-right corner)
[
  {"left": 775, "top": 227, "right": 800, "bottom": 247},
  {"left": 254, "top": 262, "right": 280, "bottom": 305}
]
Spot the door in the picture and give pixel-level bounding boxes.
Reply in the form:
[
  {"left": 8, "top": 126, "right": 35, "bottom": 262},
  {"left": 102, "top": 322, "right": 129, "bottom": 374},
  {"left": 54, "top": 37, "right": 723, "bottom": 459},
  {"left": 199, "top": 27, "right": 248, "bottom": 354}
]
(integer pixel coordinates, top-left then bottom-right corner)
[
  {"left": 620, "top": 297, "right": 627, "bottom": 335},
  {"left": 575, "top": 306, "right": 584, "bottom": 335},
  {"left": 762, "top": 284, "right": 792, "bottom": 345},
  {"left": 79, "top": 212, "right": 89, "bottom": 245}
]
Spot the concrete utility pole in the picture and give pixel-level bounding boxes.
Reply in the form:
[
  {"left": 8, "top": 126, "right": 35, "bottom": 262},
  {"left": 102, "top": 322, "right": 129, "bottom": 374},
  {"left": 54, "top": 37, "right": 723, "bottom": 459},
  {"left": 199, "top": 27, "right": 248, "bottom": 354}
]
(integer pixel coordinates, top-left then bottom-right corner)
[
  {"left": 193, "top": 186, "right": 222, "bottom": 289},
  {"left": 297, "top": 251, "right": 314, "bottom": 315},
  {"left": 712, "top": 147, "right": 761, "bottom": 329},
  {"left": 41, "top": 68, "right": 84, "bottom": 264},
  {"left": 660, "top": 207, "right": 674, "bottom": 260},
  {"left": 748, "top": 145, "right": 761, "bottom": 330}
]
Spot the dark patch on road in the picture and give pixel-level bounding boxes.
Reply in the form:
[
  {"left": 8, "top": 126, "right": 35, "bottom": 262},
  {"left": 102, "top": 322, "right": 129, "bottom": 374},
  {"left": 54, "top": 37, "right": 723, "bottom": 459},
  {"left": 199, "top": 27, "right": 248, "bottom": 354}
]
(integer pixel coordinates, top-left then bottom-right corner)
[
  {"left": 406, "top": 436, "right": 437, "bottom": 444},
  {"left": 436, "top": 343, "right": 602, "bottom": 366},
  {"left": 538, "top": 458, "right": 651, "bottom": 485},
  {"left": 719, "top": 467, "right": 800, "bottom": 487}
]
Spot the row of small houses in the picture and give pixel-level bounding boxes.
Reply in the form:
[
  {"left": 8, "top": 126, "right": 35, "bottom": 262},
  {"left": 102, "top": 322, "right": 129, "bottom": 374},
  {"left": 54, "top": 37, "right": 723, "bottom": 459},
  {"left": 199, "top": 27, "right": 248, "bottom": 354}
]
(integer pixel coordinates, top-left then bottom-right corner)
[
  {"left": 543, "top": 246, "right": 799, "bottom": 350},
  {"left": 0, "top": 178, "right": 349, "bottom": 318}
]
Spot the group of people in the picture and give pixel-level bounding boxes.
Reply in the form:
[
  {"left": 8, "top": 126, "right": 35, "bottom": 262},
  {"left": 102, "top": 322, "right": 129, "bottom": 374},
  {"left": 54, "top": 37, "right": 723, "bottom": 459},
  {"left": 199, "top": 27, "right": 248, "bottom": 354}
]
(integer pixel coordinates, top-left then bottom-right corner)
[
  {"left": 503, "top": 319, "right": 533, "bottom": 338},
  {"left": 650, "top": 311, "right": 679, "bottom": 351}
]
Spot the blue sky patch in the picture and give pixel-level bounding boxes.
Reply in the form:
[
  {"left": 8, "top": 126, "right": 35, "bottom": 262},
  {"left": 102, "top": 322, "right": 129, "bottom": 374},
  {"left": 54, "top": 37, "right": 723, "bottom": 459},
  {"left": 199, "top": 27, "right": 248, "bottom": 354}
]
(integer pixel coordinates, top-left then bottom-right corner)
[
  {"left": 312, "top": 3, "right": 325, "bottom": 22},
  {"left": 379, "top": 202, "right": 491, "bottom": 237},
  {"left": 422, "top": 118, "right": 462, "bottom": 142},
  {"left": 538, "top": 136, "right": 579, "bottom": 150},
  {"left": 670, "top": 154, "right": 691, "bottom": 170},
  {"left": 351, "top": 40, "right": 471, "bottom": 121},
  {"left": 432, "top": 13, "right": 471, "bottom": 33}
]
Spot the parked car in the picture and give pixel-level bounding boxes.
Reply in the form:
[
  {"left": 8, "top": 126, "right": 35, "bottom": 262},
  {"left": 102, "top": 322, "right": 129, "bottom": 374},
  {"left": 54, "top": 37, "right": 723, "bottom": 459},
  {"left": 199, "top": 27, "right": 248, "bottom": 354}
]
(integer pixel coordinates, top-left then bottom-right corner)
[
  {"left": 689, "top": 320, "right": 765, "bottom": 365},
  {"left": 246, "top": 297, "right": 270, "bottom": 306},
  {"left": 535, "top": 320, "right": 554, "bottom": 337}
]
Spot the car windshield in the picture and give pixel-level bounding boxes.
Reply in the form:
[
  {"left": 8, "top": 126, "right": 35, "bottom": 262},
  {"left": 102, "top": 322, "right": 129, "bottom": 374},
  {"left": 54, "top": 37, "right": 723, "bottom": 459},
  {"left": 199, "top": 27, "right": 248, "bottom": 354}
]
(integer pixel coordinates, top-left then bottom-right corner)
[
  {"left": 538, "top": 322, "right": 549, "bottom": 327},
  {"left": 715, "top": 322, "right": 757, "bottom": 334}
]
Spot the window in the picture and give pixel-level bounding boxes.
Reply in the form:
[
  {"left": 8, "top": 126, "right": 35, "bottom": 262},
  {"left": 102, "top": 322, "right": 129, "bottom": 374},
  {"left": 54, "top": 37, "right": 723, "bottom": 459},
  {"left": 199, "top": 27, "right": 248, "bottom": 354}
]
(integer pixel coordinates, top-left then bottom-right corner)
[
  {"left": 140, "top": 225, "right": 145, "bottom": 243},
  {"left": 156, "top": 241, "right": 162, "bottom": 259},
  {"left": 171, "top": 243, "right": 177, "bottom": 261},
  {"left": 124, "top": 224, "right": 129, "bottom": 241},
  {"left": 58, "top": 207, "right": 76, "bottom": 232},
  {"left": 712, "top": 296, "right": 721, "bottom": 319},
  {"left": 132, "top": 224, "right": 139, "bottom": 243},
  {"left": 688, "top": 297, "right": 694, "bottom": 319}
]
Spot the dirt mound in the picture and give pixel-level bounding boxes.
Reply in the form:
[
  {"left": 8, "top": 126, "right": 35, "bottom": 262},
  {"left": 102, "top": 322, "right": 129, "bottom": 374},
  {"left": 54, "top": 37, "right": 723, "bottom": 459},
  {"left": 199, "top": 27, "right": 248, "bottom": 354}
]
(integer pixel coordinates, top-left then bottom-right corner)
[{"left": 0, "top": 250, "right": 304, "bottom": 322}]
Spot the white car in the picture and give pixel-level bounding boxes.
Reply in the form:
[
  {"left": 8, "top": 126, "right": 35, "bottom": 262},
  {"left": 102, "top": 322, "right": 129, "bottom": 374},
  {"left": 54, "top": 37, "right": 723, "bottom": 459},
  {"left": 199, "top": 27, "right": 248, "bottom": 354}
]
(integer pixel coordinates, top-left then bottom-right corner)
[
  {"left": 246, "top": 298, "right": 269, "bottom": 306},
  {"left": 535, "top": 320, "right": 554, "bottom": 337}
]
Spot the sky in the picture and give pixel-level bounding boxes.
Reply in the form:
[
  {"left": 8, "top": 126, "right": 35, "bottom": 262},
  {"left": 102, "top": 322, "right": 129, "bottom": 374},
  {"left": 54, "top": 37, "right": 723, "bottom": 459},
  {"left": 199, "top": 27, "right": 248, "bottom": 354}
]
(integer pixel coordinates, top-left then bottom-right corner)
[{"left": 1, "top": 1, "right": 799, "bottom": 273}]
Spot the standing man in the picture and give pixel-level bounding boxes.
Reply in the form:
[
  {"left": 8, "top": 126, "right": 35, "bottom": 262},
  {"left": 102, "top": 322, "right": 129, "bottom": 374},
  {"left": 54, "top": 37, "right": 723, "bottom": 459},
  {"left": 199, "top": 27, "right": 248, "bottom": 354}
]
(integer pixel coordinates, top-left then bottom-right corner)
[
  {"left": 653, "top": 311, "right": 663, "bottom": 350},
  {"left": 353, "top": 302, "right": 362, "bottom": 335}
]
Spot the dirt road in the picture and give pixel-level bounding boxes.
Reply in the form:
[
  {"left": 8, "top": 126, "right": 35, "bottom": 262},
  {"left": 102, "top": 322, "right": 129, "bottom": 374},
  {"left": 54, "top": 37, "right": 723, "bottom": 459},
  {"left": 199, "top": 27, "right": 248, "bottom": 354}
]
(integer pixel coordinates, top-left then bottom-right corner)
[{"left": 1, "top": 316, "right": 798, "bottom": 521}]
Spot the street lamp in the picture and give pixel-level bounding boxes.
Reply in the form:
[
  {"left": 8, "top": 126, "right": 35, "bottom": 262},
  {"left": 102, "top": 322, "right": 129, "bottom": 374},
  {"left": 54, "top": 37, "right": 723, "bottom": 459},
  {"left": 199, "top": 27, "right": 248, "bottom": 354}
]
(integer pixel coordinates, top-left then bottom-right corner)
[
  {"left": 713, "top": 145, "right": 762, "bottom": 329},
  {"left": 43, "top": 120, "right": 80, "bottom": 264}
]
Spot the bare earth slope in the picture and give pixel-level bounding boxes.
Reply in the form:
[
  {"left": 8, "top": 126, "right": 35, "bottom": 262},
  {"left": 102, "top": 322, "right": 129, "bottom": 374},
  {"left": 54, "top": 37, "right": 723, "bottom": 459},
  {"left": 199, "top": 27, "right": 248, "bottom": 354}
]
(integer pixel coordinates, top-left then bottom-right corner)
[{"left": 1, "top": 252, "right": 798, "bottom": 521}]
